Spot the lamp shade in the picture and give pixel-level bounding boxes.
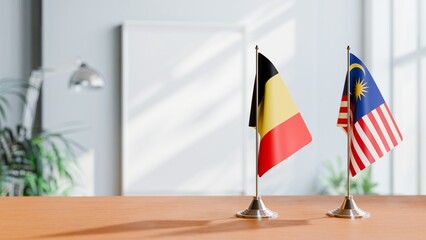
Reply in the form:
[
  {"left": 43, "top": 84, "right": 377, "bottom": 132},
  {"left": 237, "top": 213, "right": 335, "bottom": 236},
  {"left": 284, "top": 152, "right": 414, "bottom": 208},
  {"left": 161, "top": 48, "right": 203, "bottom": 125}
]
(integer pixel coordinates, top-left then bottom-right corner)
[{"left": 69, "top": 63, "right": 104, "bottom": 90}]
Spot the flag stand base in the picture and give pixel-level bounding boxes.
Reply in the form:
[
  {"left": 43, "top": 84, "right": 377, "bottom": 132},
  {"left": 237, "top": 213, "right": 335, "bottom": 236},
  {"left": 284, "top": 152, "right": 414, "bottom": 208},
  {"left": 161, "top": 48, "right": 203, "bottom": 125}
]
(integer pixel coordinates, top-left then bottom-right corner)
[
  {"left": 236, "top": 196, "right": 278, "bottom": 219},
  {"left": 327, "top": 195, "right": 370, "bottom": 219}
]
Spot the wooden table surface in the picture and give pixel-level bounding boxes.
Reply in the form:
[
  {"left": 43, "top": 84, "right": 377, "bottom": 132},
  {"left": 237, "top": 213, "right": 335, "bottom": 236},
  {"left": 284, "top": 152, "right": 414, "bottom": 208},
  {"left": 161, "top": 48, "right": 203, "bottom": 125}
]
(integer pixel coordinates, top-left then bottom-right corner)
[{"left": 0, "top": 196, "right": 425, "bottom": 239}]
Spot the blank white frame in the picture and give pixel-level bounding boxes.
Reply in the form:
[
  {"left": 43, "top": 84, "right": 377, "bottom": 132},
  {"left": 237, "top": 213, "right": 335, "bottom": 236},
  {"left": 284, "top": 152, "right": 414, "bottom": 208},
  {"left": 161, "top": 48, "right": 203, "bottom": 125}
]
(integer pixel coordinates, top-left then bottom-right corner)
[{"left": 121, "top": 21, "right": 248, "bottom": 195}]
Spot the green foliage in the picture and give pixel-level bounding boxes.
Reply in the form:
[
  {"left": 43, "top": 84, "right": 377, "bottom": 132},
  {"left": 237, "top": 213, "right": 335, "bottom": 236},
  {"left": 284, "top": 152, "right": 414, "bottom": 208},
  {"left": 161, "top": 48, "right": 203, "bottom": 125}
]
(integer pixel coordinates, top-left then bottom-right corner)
[
  {"left": 0, "top": 126, "right": 82, "bottom": 196},
  {"left": 319, "top": 156, "right": 378, "bottom": 195},
  {"left": 0, "top": 78, "right": 82, "bottom": 196}
]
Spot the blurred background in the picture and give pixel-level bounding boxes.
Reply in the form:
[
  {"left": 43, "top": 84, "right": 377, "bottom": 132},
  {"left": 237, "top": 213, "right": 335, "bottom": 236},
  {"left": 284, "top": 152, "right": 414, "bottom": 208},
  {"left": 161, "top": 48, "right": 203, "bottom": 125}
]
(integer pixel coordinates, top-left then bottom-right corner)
[{"left": 0, "top": 0, "right": 424, "bottom": 196}]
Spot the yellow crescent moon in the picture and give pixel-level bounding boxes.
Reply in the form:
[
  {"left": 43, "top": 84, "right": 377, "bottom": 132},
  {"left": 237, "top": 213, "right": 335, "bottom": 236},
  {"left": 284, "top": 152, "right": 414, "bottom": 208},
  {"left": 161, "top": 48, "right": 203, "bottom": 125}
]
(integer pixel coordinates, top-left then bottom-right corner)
[{"left": 349, "top": 63, "right": 366, "bottom": 76}]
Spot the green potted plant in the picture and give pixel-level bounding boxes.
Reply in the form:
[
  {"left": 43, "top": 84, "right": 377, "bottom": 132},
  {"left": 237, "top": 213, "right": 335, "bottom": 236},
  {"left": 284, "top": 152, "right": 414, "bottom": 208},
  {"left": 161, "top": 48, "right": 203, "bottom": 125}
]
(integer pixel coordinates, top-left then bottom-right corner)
[
  {"left": 0, "top": 78, "right": 81, "bottom": 196},
  {"left": 318, "top": 156, "right": 378, "bottom": 195}
]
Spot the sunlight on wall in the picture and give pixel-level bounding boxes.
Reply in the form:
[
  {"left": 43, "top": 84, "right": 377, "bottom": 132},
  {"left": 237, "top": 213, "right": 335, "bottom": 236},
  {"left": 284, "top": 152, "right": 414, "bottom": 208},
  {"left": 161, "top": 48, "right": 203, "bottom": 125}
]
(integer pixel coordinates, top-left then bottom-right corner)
[
  {"left": 173, "top": 31, "right": 244, "bottom": 79},
  {"left": 123, "top": 3, "right": 298, "bottom": 195},
  {"left": 367, "top": 0, "right": 426, "bottom": 195},
  {"left": 393, "top": 0, "right": 417, "bottom": 58},
  {"left": 241, "top": 0, "right": 294, "bottom": 30},
  {"left": 41, "top": 0, "right": 363, "bottom": 196},
  {"left": 393, "top": 62, "right": 418, "bottom": 194},
  {"left": 121, "top": 0, "right": 362, "bottom": 196}
]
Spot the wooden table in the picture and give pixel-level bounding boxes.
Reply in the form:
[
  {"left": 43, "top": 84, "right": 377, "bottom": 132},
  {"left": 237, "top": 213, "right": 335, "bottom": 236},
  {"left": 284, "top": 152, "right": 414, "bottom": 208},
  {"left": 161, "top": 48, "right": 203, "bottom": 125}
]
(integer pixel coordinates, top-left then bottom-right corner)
[{"left": 0, "top": 196, "right": 425, "bottom": 239}]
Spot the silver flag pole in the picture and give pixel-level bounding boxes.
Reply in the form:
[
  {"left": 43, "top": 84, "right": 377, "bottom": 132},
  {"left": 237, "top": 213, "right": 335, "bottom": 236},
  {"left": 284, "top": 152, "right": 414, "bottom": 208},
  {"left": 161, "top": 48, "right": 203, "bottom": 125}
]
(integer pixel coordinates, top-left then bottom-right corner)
[
  {"left": 327, "top": 46, "right": 370, "bottom": 219},
  {"left": 236, "top": 45, "right": 277, "bottom": 219}
]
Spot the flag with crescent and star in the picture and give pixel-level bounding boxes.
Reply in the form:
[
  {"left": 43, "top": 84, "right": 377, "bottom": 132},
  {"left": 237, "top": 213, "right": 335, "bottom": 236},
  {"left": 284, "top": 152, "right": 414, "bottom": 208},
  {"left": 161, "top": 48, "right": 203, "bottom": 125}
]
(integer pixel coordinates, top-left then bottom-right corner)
[{"left": 337, "top": 53, "right": 403, "bottom": 177}]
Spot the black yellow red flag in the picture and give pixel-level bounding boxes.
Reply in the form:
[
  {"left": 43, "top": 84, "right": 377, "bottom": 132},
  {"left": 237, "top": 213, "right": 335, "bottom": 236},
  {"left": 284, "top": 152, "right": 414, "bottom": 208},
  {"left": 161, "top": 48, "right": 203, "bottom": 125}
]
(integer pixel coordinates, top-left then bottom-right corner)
[{"left": 249, "top": 53, "right": 312, "bottom": 177}]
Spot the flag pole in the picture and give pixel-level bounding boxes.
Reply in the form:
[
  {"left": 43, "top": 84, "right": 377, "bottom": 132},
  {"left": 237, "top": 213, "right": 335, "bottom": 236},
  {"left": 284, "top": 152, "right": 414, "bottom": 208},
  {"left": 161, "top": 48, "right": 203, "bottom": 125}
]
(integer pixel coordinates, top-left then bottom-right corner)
[
  {"left": 327, "top": 46, "right": 369, "bottom": 219},
  {"left": 236, "top": 45, "right": 277, "bottom": 219},
  {"left": 346, "top": 46, "right": 351, "bottom": 198},
  {"left": 255, "top": 45, "right": 260, "bottom": 198}
]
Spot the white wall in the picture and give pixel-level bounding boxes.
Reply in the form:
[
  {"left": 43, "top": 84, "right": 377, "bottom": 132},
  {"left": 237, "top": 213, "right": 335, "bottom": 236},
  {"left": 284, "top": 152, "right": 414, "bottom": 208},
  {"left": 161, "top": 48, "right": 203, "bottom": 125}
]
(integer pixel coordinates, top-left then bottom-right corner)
[
  {"left": 42, "top": 0, "right": 363, "bottom": 195},
  {"left": 0, "top": 0, "right": 32, "bottom": 127},
  {"left": 365, "top": 0, "right": 426, "bottom": 195},
  {"left": 364, "top": 0, "right": 393, "bottom": 194}
]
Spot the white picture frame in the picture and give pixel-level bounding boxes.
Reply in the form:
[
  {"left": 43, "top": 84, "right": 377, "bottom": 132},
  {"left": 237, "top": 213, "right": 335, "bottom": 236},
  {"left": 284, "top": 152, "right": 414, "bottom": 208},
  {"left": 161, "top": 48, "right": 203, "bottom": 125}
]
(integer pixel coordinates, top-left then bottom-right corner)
[{"left": 121, "top": 21, "right": 248, "bottom": 195}]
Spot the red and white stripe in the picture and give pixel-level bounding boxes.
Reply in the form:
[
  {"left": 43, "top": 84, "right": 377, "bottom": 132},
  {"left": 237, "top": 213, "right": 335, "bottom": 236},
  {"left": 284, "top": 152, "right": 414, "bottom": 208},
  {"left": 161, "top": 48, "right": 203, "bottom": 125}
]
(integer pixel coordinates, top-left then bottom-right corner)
[{"left": 337, "top": 96, "right": 403, "bottom": 176}]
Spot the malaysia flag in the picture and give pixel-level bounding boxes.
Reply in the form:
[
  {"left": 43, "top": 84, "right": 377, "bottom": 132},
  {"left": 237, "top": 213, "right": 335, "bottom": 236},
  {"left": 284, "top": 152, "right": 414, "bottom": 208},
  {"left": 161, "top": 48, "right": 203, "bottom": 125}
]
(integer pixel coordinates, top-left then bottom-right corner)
[{"left": 337, "top": 53, "right": 403, "bottom": 177}]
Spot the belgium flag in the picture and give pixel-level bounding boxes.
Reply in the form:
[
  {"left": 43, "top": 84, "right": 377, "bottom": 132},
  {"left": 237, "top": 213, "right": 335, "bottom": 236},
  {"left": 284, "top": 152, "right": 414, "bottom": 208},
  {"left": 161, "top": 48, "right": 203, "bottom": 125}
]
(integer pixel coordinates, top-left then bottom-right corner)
[{"left": 249, "top": 53, "right": 312, "bottom": 177}]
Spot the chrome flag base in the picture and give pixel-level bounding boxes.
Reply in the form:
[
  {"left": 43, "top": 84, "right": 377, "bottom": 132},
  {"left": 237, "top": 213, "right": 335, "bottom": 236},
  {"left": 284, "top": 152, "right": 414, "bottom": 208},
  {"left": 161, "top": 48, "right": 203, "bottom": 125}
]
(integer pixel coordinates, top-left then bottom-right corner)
[
  {"left": 236, "top": 196, "right": 278, "bottom": 219},
  {"left": 327, "top": 195, "right": 370, "bottom": 219}
]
